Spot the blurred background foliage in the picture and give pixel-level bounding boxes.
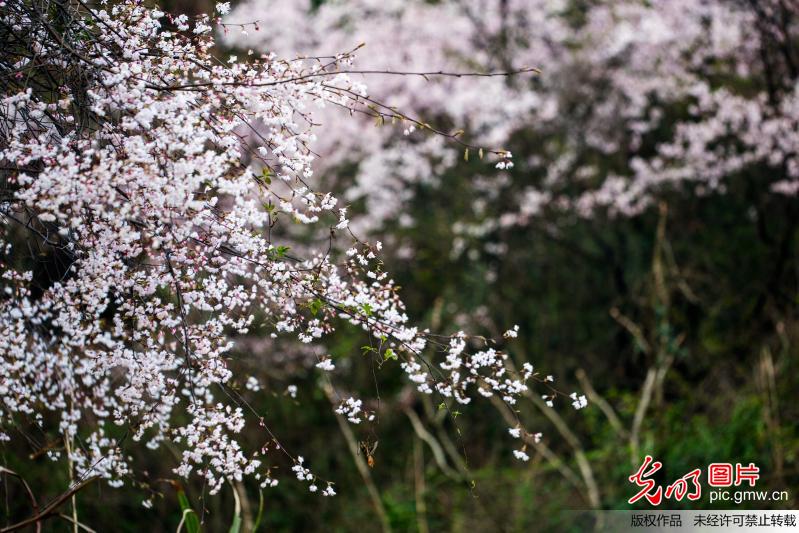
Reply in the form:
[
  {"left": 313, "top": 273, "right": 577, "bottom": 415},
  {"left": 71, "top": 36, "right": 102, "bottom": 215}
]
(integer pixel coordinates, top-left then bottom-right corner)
[{"left": 2, "top": 0, "right": 798, "bottom": 531}]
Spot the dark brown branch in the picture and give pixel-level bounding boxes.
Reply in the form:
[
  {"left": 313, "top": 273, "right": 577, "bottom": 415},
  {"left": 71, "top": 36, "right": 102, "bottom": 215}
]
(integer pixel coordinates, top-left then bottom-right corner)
[
  {"left": 1, "top": 476, "right": 99, "bottom": 533},
  {"left": 144, "top": 66, "right": 540, "bottom": 92}
]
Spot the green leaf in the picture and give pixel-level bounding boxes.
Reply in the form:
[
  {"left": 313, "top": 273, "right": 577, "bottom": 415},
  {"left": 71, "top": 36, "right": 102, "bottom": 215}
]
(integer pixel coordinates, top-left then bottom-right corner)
[
  {"left": 383, "top": 348, "right": 397, "bottom": 361},
  {"left": 177, "top": 489, "right": 201, "bottom": 533},
  {"left": 309, "top": 298, "right": 323, "bottom": 316},
  {"left": 267, "top": 245, "right": 290, "bottom": 260},
  {"left": 252, "top": 490, "right": 264, "bottom": 532},
  {"left": 229, "top": 481, "right": 242, "bottom": 533},
  {"left": 229, "top": 514, "right": 242, "bottom": 533}
]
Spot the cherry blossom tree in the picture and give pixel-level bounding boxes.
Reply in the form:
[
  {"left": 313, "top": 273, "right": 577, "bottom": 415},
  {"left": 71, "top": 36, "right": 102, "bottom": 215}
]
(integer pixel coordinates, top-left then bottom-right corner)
[
  {"left": 226, "top": 0, "right": 799, "bottom": 231},
  {"left": 0, "top": 1, "right": 560, "bottom": 522}
]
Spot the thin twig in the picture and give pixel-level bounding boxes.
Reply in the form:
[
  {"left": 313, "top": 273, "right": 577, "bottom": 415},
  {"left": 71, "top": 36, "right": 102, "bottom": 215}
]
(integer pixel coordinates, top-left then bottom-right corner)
[
  {"left": 323, "top": 384, "right": 392, "bottom": 533},
  {"left": 57, "top": 514, "right": 97, "bottom": 533},
  {"left": 488, "top": 395, "right": 585, "bottom": 496}
]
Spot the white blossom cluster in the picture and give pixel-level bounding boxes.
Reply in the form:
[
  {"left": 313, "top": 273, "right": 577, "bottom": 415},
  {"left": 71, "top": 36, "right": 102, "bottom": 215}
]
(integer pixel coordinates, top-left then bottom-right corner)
[
  {"left": 570, "top": 393, "right": 588, "bottom": 410},
  {"left": 334, "top": 396, "right": 373, "bottom": 424},
  {"left": 437, "top": 335, "right": 529, "bottom": 406}
]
